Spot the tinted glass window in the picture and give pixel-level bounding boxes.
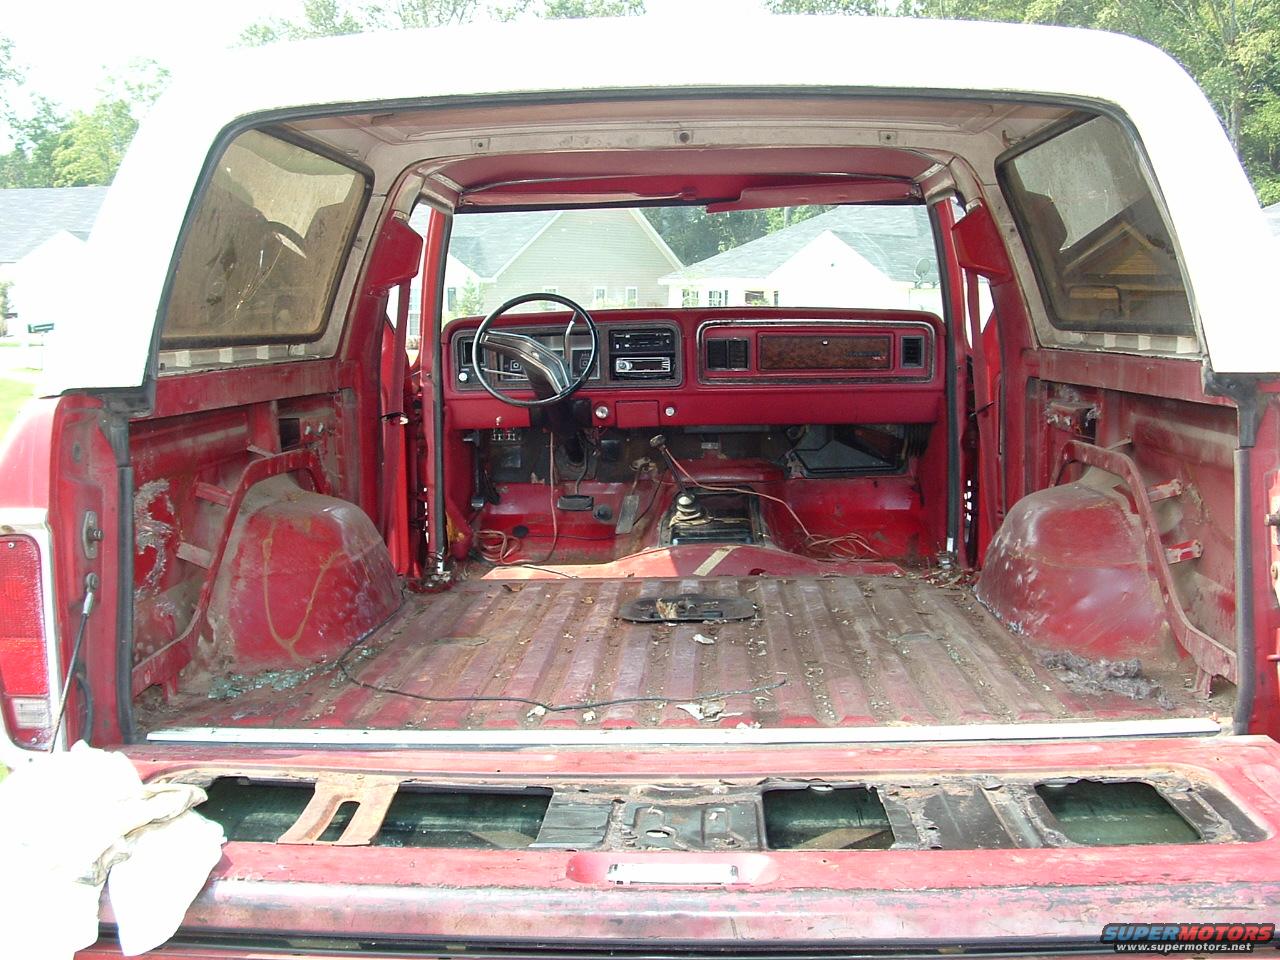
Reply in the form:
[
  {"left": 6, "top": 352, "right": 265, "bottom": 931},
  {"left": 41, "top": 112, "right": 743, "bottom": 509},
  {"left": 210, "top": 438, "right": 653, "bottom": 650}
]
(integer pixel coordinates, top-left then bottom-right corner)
[
  {"left": 163, "top": 130, "right": 365, "bottom": 346},
  {"left": 1002, "top": 116, "right": 1194, "bottom": 337}
]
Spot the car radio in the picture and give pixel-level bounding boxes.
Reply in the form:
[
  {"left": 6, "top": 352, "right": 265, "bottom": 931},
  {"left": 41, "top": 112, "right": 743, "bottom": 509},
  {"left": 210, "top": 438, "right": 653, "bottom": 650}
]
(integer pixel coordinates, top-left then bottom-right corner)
[
  {"left": 609, "top": 327, "right": 678, "bottom": 381},
  {"left": 612, "top": 355, "right": 672, "bottom": 378}
]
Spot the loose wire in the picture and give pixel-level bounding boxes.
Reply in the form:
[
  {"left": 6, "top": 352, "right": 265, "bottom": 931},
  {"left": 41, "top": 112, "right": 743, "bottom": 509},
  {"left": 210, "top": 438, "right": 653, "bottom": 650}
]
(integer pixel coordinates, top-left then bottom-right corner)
[{"left": 663, "top": 449, "right": 880, "bottom": 560}]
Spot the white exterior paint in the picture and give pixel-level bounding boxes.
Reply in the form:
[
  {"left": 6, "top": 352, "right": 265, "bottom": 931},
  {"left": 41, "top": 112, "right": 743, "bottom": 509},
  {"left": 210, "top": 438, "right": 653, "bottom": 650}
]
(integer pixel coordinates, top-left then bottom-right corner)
[
  {"left": 667, "top": 230, "right": 933, "bottom": 312},
  {"left": 7, "top": 231, "right": 88, "bottom": 328},
  {"left": 38, "top": 14, "right": 1280, "bottom": 394},
  {"left": 442, "top": 253, "right": 482, "bottom": 320},
  {"left": 771, "top": 231, "right": 904, "bottom": 306},
  {"left": 6, "top": 232, "right": 89, "bottom": 370}
]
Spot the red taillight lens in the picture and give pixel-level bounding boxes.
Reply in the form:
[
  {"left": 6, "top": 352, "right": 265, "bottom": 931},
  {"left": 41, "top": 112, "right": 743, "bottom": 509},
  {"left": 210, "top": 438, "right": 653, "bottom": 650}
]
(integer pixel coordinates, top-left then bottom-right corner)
[{"left": 0, "top": 534, "right": 52, "bottom": 748}]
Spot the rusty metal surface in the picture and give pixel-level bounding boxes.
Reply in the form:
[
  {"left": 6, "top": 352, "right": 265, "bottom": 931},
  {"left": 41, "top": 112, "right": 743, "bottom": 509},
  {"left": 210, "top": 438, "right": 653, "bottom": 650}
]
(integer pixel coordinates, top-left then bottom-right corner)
[
  {"left": 97, "top": 737, "right": 1280, "bottom": 946},
  {"left": 276, "top": 772, "right": 401, "bottom": 846},
  {"left": 139, "top": 575, "right": 1216, "bottom": 733}
]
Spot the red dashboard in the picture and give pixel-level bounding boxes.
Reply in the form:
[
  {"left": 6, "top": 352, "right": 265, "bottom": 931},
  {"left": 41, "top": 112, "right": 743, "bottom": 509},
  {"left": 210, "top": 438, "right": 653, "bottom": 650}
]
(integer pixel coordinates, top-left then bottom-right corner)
[{"left": 442, "top": 307, "right": 944, "bottom": 431}]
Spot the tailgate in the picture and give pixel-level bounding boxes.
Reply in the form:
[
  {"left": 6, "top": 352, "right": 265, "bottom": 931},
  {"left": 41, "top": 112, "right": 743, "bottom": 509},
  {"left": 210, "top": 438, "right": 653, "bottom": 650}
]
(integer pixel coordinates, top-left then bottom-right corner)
[{"left": 82, "top": 735, "right": 1280, "bottom": 955}]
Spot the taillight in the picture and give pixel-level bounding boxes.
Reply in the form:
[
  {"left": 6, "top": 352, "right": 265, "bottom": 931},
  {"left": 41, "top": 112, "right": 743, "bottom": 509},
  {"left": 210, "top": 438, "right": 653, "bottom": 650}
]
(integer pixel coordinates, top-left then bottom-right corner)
[{"left": 0, "top": 535, "right": 52, "bottom": 748}]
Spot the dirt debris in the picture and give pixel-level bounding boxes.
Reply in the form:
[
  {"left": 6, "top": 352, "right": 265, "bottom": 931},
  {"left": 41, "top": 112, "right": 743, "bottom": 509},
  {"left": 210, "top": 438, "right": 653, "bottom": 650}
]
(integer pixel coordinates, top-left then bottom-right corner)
[{"left": 1039, "top": 650, "right": 1175, "bottom": 710}]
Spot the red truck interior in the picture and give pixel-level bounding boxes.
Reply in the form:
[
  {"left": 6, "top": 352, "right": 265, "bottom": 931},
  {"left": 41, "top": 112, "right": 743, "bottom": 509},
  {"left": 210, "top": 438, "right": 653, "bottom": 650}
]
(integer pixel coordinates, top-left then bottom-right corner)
[
  {"left": 5, "top": 96, "right": 1277, "bottom": 759},
  {"left": 5, "top": 85, "right": 1280, "bottom": 955}
]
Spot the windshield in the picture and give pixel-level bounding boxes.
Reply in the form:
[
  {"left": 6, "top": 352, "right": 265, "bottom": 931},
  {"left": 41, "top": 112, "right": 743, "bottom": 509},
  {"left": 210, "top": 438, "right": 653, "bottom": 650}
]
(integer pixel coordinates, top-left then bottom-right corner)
[{"left": 439, "top": 204, "right": 942, "bottom": 322}]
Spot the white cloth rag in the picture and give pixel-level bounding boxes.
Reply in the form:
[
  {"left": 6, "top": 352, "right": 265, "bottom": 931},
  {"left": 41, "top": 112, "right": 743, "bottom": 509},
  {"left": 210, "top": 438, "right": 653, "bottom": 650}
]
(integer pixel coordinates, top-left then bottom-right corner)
[{"left": 0, "top": 741, "right": 225, "bottom": 957}]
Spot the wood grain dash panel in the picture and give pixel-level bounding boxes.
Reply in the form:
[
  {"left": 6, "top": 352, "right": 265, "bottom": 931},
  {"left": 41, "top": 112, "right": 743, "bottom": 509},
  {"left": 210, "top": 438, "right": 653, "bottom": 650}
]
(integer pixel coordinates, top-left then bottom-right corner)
[{"left": 759, "top": 334, "right": 892, "bottom": 371}]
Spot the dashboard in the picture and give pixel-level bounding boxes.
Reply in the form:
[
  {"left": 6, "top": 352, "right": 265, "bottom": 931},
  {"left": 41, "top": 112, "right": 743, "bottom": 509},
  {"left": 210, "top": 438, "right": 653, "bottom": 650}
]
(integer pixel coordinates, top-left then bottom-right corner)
[
  {"left": 444, "top": 308, "right": 944, "bottom": 430},
  {"left": 453, "top": 321, "right": 684, "bottom": 391}
]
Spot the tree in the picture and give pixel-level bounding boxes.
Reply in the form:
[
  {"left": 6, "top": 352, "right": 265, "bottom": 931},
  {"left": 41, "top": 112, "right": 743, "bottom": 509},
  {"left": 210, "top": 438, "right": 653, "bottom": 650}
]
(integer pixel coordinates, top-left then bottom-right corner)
[
  {"left": 0, "top": 97, "right": 70, "bottom": 188},
  {"left": 765, "top": 0, "right": 1280, "bottom": 203},
  {"left": 241, "top": 0, "right": 644, "bottom": 43},
  {"left": 0, "top": 37, "right": 22, "bottom": 124},
  {"left": 0, "top": 58, "right": 170, "bottom": 187},
  {"left": 52, "top": 99, "right": 138, "bottom": 186},
  {"left": 0, "top": 279, "right": 12, "bottom": 338},
  {"left": 765, "top": 205, "right": 830, "bottom": 232},
  {"left": 0, "top": 37, "right": 68, "bottom": 187},
  {"left": 763, "top": 0, "right": 899, "bottom": 11},
  {"left": 241, "top": 0, "right": 368, "bottom": 44},
  {"left": 454, "top": 277, "right": 487, "bottom": 318}
]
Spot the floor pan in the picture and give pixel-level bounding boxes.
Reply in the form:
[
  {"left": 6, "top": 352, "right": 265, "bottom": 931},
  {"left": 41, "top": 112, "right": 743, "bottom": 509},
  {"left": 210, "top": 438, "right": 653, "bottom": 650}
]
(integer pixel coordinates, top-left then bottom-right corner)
[{"left": 143, "top": 575, "right": 1226, "bottom": 733}]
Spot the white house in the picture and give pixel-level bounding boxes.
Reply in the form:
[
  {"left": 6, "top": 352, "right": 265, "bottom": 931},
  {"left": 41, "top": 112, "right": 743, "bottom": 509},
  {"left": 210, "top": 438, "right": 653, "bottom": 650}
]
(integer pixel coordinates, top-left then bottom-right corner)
[
  {"left": 0, "top": 186, "right": 108, "bottom": 368},
  {"left": 408, "top": 206, "right": 682, "bottom": 333},
  {"left": 660, "top": 205, "right": 943, "bottom": 313}
]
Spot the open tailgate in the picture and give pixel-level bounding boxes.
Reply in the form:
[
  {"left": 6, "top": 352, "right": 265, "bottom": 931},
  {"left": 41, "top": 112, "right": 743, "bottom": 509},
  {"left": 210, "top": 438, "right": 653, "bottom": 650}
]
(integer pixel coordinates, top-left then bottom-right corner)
[{"left": 70, "top": 733, "right": 1280, "bottom": 956}]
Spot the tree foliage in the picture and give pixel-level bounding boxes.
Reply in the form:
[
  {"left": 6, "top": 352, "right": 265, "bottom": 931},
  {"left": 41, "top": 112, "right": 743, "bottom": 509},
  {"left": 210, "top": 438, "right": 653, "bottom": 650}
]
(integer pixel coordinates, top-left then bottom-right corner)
[
  {"left": 0, "top": 55, "right": 168, "bottom": 188},
  {"left": 51, "top": 99, "right": 138, "bottom": 187},
  {"left": 642, "top": 207, "right": 772, "bottom": 264},
  {"left": 240, "top": 0, "right": 643, "bottom": 43},
  {"left": 0, "top": 96, "right": 66, "bottom": 188},
  {"left": 766, "top": 0, "right": 1280, "bottom": 204}
]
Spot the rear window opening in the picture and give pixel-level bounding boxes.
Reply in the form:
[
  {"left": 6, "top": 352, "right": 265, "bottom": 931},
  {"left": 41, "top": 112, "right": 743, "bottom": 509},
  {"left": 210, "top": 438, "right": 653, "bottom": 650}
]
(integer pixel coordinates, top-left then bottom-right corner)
[
  {"left": 763, "top": 786, "right": 895, "bottom": 850},
  {"left": 1035, "top": 779, "right": 1201, "bottom": 846},
  {"left": 197, "top": 777, "right": 552, "bottom": 849}
]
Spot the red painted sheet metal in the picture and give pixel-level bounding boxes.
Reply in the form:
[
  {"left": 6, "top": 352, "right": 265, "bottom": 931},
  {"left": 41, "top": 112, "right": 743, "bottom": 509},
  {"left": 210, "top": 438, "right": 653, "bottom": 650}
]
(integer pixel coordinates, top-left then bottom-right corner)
[
  {"left": 977, "top": 482, "right": 1173, "bottom": 662},
  {"left": 95, "top": 736, "right": 1280, "bottom": 949},
  {"left": 210, "top": 486, "right": 402, "bottom": 667},
  {"left": 130, "top": 450, "right": 331, "bottom": 696},
  {"left": 138, "top": 575, "right": 1214, "bottom": 734},
  {"left": 0, "top": 395, "right": 124, "bottom": 745},
  {"left": 443, "top": 307, "right": 945, "bottom": 431}
]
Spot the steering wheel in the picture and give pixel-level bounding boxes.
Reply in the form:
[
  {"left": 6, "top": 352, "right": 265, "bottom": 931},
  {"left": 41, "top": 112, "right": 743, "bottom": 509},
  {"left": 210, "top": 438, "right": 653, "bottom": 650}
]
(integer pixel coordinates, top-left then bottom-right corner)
[{"left": 472, "top": 293, "right": 600, "bottom": 407}]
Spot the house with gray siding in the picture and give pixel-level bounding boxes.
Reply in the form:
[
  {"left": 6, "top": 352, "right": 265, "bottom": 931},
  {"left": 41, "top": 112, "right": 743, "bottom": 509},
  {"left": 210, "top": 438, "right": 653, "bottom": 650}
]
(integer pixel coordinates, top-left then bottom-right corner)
[{"left": 439, "top": 208, "right": 682, "bottom": 320}]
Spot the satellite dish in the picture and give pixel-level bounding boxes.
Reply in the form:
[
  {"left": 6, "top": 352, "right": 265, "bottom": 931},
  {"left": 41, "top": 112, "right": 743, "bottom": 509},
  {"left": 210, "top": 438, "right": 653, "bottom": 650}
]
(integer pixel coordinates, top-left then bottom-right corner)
[{"left": 914, "top": 257, "right": 937, "bottom": 287}]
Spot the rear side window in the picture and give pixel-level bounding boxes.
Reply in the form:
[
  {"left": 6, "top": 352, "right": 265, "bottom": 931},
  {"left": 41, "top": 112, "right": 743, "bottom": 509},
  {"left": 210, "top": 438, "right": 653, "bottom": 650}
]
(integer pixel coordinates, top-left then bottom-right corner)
[
  {"left": 163, "top": 130, "right": 366, "bottom": 347},
  {"left": 1000, "top": 115, "right": 1194, "bottom": 337}
]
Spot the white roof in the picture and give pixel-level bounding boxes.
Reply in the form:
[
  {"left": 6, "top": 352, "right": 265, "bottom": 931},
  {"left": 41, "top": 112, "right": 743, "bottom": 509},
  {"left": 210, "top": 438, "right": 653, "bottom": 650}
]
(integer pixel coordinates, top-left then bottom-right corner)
[{"left": 44, "top": 14, "right": 1278, "bottom": 391}]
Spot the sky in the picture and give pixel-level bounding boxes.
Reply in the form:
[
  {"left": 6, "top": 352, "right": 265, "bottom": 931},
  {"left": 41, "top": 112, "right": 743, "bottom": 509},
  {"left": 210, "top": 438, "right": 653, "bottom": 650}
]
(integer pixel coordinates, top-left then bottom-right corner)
[{"left": 2, "top": 0, "right": 768, "bottom": 115}]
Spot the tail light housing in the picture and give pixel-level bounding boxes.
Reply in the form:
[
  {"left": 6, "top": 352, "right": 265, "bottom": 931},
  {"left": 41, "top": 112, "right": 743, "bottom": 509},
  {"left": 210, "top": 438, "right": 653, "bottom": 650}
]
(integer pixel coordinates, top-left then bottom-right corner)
[{"left": 0, "top": 534, "right": 53, "bottom": 749}]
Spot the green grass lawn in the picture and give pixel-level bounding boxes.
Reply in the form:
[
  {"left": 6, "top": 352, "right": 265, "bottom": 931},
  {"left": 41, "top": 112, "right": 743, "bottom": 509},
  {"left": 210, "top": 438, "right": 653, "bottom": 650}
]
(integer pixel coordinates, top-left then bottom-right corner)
[{"left": 0, "top": 377, "right": 35, "bottom": 438}]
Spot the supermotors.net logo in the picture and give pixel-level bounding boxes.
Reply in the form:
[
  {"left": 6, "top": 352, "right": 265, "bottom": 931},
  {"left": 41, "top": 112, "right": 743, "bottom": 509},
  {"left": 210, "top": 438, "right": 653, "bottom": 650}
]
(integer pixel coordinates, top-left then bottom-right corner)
[{"left": 1101, "top": 924, "right": 1276, "bottom": 953}]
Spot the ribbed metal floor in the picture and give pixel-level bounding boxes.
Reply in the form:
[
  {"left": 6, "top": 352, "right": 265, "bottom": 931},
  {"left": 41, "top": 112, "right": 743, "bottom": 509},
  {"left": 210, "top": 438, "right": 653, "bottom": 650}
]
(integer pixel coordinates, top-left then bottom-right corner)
[{"left": 144, "top": 576, "right": 1216, "bottom": 732}]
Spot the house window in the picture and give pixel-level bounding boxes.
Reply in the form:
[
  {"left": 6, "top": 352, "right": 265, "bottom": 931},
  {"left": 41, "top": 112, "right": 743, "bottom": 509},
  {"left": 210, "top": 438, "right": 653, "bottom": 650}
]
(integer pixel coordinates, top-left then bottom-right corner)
[
  {"left": 773, "top": 291, "right": 780, "bottom": 306},
  {"left": 744, "top": 290, "right": 767, "bottom": 306},
  {"left": 593, "top": 285, "right": 607, "bottom": 306},
  {"left": 682, "top": 288, "right": 699, "bottom": 307},
  {"left": 625, "top": 286, "right": 638, "bottom": 307},
  {"left": 446, "top": 287, "right": 458, "bottom": 312},
  {"left": 541, "top": 286, "right": 558, "bottom": 310},
  {"left": 708, "top": 289, "right": 728, "bottom": 307}
]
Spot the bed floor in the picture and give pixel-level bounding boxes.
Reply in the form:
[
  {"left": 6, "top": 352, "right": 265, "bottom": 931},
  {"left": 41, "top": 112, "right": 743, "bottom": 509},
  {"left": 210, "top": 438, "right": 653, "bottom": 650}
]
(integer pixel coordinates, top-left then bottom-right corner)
[{"left": 141, "top": 575, "right": 1226, "bottom": 732}]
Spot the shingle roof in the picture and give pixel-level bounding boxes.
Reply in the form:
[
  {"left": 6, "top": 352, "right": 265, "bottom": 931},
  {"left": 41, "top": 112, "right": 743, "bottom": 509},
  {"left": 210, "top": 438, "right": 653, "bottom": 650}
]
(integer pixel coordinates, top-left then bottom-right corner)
[
  {"left": 0, "top": 186, "right": 109, "bottom": 264},
  {"left": 412, "top": 208, "right": 559, "bottom": 278},
  {"left": 1264, "top": 202, "right": 1280, "bottom": 238},
  {"left": 663, "top": 205, "right": 937, "bottom": 285}
]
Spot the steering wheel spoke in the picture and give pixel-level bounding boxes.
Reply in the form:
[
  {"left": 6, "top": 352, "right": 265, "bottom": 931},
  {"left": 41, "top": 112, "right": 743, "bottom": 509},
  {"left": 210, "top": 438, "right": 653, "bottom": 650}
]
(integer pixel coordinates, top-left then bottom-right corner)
[{"left": 472, "top": 293, "right": 600, "bottom": 408}]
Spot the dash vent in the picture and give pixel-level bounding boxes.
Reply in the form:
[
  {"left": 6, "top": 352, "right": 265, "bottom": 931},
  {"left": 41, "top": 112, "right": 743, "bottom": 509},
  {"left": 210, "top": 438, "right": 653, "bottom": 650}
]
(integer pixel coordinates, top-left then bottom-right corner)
[
  {"left": 900, "top": 335, "right": 925, "bottom": 369},
  {"left": 706, "top": 338, "right": 750, "bottom": 371}
]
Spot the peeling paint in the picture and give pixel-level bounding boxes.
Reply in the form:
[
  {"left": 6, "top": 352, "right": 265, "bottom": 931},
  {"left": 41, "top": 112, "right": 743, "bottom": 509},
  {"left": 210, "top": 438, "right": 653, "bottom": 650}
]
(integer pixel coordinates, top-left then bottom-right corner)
[{"left": 134, "top": 478, "right": 176, "bottom": 593}]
